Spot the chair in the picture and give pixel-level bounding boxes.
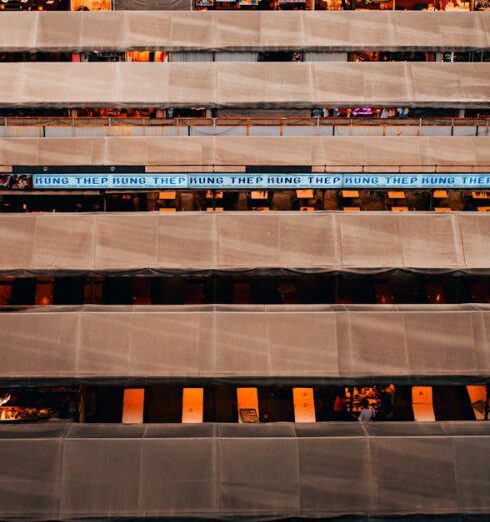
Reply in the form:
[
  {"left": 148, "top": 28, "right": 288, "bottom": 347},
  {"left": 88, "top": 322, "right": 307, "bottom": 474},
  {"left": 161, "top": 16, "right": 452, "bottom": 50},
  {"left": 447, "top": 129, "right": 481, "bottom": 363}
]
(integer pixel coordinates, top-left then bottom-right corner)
[
  {"left": 471, "top": 191, "right": 490, "bottom": 200},
  {"left": 341, "top": 190, "right": 360, "bottom": 198},
  {"left": 251, "top": 191, "right": 268, "bottom": 200},
  {"left": 159, "top": 191, "right": 176, "bottom": 200},
  {"left": 388, "top": 191, "right": 405, "bottom": 200},
  {"left": 296, "top": 189, "right": 314, "bottom": 199},
  {"left": 433, "top": 190, "right": 448, "bottom": 199}
]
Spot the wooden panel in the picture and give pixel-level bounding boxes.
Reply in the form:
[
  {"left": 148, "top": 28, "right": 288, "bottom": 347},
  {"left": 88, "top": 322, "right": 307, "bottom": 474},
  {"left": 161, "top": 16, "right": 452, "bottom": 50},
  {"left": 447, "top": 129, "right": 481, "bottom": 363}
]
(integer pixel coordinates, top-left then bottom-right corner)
[
  {"left": 412, "top": 386, "right": 435, "bottom": 422},
  {"left": 35, "top": 279, "right": 54, "bottom": 306},
  {"left": 293, "top": 387, "right": 316, "bottom": 423},
  {"left": 182, "top": 388, "right": 204, "bottom": 423},
  {"left": 122, "top": 388, "right": 145, "bottom": 424},
  {"left": 237, "top": 387, "right": 259, "bottom": 423}
]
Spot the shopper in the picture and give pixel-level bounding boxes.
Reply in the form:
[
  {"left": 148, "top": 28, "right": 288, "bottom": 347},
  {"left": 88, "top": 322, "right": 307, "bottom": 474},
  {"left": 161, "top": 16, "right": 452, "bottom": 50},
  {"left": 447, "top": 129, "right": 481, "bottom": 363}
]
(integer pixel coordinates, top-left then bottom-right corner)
[{"left": 358, "top": 398, "right": 376, "bottom": 423}]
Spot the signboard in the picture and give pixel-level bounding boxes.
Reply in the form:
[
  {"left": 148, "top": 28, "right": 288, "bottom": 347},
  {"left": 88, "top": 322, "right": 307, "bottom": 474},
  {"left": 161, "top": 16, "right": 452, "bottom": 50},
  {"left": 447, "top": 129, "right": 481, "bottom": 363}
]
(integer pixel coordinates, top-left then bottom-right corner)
[{"left": 32, "top": 173, "right": 490, "bottom": 190}]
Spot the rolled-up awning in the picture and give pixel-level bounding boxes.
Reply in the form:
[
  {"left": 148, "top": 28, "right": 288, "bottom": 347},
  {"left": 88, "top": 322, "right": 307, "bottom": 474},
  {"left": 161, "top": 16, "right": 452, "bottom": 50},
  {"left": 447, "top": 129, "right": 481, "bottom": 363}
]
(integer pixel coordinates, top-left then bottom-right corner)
[
  {"left": 0, "top": 422, "right": 488, "bottom": 521},
  {"left": 0, "top": 63, "right": 488, "bottom": 108},
  {"left": 0, "top": 304, "right": 488, "bottom": 382},
  {"left": 0, "top": 11, "right": 487, "bottom": 52},
  {"left": 0, "top": 136, "right": 488, "bottom": 167},
  {"left": 0, "top": 212, "right": 488, "bottom": 274}
]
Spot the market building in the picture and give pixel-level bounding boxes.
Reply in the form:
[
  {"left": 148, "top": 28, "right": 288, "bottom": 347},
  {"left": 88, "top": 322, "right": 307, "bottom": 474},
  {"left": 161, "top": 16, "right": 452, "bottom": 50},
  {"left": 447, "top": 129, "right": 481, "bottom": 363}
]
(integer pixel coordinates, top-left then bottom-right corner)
[{"left": 0, "top": 8, "right": 489, "bottom": 522}]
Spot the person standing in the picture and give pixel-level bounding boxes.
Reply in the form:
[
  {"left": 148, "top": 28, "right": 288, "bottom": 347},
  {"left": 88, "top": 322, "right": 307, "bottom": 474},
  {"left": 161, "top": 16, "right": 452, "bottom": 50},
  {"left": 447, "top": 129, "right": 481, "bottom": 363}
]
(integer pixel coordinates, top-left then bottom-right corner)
[{"left": 358, "top": 398, "right": 376, "bottom": 423}]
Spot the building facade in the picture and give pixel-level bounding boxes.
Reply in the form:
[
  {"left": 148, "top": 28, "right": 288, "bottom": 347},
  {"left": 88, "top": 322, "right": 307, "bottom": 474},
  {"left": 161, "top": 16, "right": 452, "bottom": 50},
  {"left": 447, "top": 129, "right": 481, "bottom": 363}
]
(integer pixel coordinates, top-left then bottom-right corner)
[{"left": 0, "top": 8, "right": 489, "bottom": 522}]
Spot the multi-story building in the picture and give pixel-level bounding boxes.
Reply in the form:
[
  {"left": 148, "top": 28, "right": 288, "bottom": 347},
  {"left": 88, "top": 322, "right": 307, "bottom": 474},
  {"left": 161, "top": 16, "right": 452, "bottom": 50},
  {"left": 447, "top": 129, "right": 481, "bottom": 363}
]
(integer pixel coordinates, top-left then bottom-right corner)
[{"left": 0, "top": 7, "right": 489, "bottom": 522}]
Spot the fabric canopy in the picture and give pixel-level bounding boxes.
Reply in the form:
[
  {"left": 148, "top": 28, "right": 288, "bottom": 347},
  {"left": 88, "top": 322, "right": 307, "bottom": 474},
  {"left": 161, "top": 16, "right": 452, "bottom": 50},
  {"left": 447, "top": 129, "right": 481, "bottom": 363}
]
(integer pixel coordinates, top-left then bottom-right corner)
[
  {"left": 0, "top": 212, "right": 488, "bottom": 274},
  {"left": 0, "top": 422, "right": 489, "bottom": 520},
  {"left": 0, "top": 136, "right": 489, "bottom": 167},
  {"left": 0, "top": 304, "right": 488, "bottom": 381},
  {"left": 0, "top": 63, "right": 488, "bottom": 108},
  {"left": 0, "top": 11, "right": 488, "bottom": 52},
  {"left": 114, "top": 0, "right": 192, "bottom": 9}
]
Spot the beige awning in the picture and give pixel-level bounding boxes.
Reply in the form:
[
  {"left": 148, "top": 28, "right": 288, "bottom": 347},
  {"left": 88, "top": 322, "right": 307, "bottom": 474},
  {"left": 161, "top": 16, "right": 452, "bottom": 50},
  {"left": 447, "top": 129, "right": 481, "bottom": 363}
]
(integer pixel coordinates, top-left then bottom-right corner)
[
  {"left": 0, "top": 136, "right": 489, "bottom": 167},
  {"left": 0, "top": 62, "right": 488, "bottom": 108},
  {"left": 0, "top": 422, "right": 489, "bottom": 520},
  {"left": 0, "top": 212, "right": 488, "bottom": 273},
  {"left": 0, "top": 304, "right": 488, "bottom": 380},
  {"left": 0, "top": 11, "right": 487, "bottom": 52}
]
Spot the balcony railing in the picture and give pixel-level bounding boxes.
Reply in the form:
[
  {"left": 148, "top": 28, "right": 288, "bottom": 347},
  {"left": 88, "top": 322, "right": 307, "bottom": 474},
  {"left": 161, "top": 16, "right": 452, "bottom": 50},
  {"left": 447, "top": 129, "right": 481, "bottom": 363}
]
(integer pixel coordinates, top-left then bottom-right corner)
[{"left": 1, "top": 116, "right": 489, "bottom": 138}]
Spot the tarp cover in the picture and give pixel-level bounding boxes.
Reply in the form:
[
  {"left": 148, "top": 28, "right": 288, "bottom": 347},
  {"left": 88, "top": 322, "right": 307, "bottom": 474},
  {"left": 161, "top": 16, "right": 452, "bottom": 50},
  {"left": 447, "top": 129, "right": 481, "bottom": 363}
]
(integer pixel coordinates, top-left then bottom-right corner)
[
  {"left": 114, "top": 0, "right": 192, "bottom": 10},
  {"left": 0, "top": 304, "right": 488, "bottom": 381},
  {"left": 0, "top": 422, "right": 489, "bottom": 520},
  {"left": 0, "top": 63, "right": 488, "bottom": 108},
  {"left": 0, "top": 212, "right": 488, "bottom": 274},
  {"left": 0, "top": 11, "right": 488, "bottom": 51},
  {"left": 0, "top": 136, "right": 489, "bottom": 167}
]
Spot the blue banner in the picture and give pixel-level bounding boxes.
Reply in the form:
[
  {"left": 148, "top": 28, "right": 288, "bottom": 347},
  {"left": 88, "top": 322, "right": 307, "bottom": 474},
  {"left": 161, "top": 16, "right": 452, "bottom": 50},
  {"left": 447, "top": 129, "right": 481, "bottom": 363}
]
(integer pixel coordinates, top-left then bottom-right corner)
[{"left": 32, "top": 173, "right": 490, "bottom": 190}]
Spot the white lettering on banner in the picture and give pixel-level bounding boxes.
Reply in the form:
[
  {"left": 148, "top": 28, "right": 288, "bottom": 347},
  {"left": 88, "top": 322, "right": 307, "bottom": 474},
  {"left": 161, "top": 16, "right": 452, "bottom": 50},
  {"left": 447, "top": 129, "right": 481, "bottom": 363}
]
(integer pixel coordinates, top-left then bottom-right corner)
[
  {"left": 344, "top": 176, "right": 379, "bottom": 186},
  {"left": 307, "top": 176, "right": 342, "bottom": 186},
  {"left": 33, "top": 174, "right": 187, "bottom": 189},
  {"left": 32, "top": 173, "right": 490, "bottom": 190}
]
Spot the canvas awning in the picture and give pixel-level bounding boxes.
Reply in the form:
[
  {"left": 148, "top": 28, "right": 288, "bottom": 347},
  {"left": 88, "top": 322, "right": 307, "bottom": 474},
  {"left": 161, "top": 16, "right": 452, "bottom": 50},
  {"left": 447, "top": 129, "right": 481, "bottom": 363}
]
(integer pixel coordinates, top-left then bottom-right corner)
[
  {"left": 0, "top": 304, "right": 488, "bottom": 382},
  {"left": 0, "top": 422, "right": 488, "bottom": 521},
  {"left": 0, "top": 11, "right": 487, "bottom": 52},
  {"left": 0, "top": 63, "right": 488, "bottom": 108},
  {"left": 0, "top": 212, "right": 487, "bottom": 274},
  {"left": 0, "top": 136, "right": 488, "bottom": 167}
]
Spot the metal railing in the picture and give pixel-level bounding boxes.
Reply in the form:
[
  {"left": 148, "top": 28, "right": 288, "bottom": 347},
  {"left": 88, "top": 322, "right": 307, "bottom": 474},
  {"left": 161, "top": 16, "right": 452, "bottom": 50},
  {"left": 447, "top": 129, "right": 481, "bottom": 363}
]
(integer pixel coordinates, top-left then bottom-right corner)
[{"left": 1, "top": 116, "right": 489, "bottom": 138}]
